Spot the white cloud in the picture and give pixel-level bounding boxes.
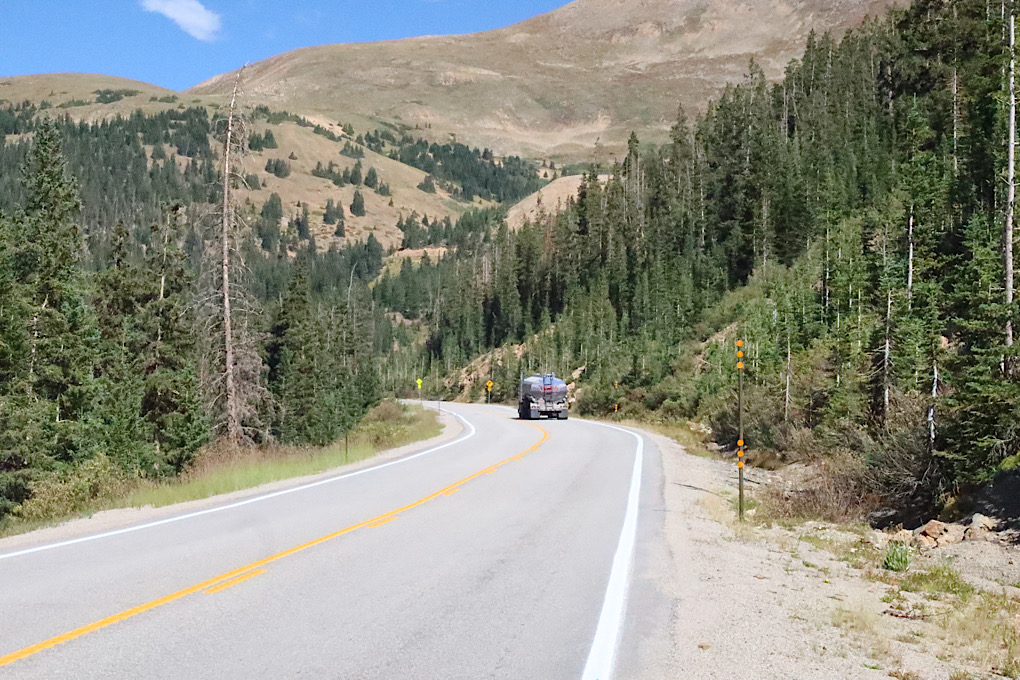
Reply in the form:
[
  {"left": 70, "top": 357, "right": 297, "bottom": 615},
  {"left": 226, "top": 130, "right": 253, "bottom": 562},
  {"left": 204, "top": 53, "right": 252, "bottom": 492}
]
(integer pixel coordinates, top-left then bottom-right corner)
[{"left": 141, "top": 0, "right": 221, "bottom": 42}]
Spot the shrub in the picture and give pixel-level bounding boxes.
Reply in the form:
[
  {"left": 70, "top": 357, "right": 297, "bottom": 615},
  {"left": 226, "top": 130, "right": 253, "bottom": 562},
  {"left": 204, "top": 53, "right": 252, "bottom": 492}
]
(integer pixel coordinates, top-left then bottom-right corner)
[
  {"left": 94, "top": 89, "right": 139, "bottom": 104},
  {"left": 882, "top": 542, "right": 911, "bottom": 572},
  {"left": 759, "top": 452, "right": 879, "bottom": 522},
  {"left": 17, "top": 455, "right": 129, "bottom": 521},
  {"left": 417, "top": 175, "right": 436, "bottom": 193},
  {"left": 265, "top": 158, "right": 291, "bottom": 178}
]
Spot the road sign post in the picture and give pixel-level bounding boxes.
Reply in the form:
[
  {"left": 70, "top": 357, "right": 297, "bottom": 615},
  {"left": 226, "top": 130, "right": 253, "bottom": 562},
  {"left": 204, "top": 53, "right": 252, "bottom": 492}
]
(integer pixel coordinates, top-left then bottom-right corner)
[
  {"left": 416, "top": 378, "right": 422, "bottom": 404},
  {"left": 736, "top": 340, "right": 745, "bottom": 521},
  {"left": 486, "top": 380, "right": 493, "bottom": 403}
]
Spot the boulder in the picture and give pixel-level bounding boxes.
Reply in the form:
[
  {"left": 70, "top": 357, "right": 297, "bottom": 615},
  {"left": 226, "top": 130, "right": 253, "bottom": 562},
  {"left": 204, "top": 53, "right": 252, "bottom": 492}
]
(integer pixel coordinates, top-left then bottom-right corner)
[
  {"left": 916, "top": 519, "right": 948, "bottom": 539},
  {"left": 963, "top": 513, "right": 998, "bottom": 542},
  {"left": 964, "top": 527, "right": 985, "bottom": 542},
  {"left": 968, "top": 513, "right": 997, "bottom": 531},
  {"left": 937, "top": 523, "right": 966, "bottom": 546},
  {"left": 913, "top": 533, "right": 937, "bottom": 549},
  {"left": 890, "top": 529, "right": 914, "bottom": 544}
]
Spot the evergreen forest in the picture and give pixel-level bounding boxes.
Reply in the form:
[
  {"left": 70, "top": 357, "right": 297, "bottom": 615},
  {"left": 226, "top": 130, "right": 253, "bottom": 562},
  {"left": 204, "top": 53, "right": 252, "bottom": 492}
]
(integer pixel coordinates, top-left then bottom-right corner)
[
  {"left": 3, "top": 0, "right": 1020, "bottom": 523},
  {"left": 377, "top": 0, "right": 1020, "bottom": 517}
]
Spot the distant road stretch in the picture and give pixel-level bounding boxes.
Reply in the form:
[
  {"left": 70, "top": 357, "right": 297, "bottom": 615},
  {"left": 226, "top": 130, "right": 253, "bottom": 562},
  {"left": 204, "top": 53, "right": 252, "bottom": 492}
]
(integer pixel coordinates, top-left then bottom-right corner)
[{"left": 0, "top": 403, "right": 668, "bottom": 679}]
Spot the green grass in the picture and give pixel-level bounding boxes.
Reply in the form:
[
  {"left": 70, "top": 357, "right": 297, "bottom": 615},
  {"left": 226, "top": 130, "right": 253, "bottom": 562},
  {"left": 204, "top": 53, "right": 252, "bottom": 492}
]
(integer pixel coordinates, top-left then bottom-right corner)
[
  {"left": 900, "top": 565, "right": 975, "bottom": 601},
  {"left": 882, "top": 542, "right": 912, "bottom": 572},
  {"left": 0, "top": 401, "right": 440, "bottom": 537}
]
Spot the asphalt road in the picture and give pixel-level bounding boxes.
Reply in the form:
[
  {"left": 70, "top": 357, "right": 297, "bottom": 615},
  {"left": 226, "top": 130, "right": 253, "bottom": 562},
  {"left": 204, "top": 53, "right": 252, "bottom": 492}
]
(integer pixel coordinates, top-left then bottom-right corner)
[{"left": 0, "top": 403, "right": 670, "bottom": 679}]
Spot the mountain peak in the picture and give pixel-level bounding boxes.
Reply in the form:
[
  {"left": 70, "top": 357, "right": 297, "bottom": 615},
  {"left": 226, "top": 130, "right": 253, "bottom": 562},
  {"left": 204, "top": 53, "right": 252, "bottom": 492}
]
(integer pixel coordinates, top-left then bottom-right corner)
[{"left": 190, "top": 0, "right": 902, "bottom": 159}]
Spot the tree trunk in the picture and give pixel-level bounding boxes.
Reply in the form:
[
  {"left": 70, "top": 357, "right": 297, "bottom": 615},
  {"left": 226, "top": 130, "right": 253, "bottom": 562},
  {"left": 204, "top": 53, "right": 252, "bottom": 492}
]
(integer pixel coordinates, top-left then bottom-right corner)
[
  {"left": 221, "top": 74, "right": 242, "bottom": 443},
  {"left": 784, "top": 326, "right": 791, "bottom": 423},
  {"left": 1007, "top": 13, "right": 1016, "bottom": 347},
  {"left": 952, "top": 66, "right": 960, "bottom": 176},
  {"left": 907, "top": 205, "right": 915, "bottom": 307},
  {"left": 884, "top": 290, "right": 892, "bottom": 420},
  {"left": 928, "top": 360, "right": 938, "bottom": 449}
]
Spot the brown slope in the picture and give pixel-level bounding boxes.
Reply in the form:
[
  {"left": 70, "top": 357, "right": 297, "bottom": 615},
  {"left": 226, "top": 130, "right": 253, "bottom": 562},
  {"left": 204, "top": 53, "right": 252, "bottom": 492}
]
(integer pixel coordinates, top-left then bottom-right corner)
[
  {"left": 0, "top": 73, "right": 174, "bottom": 112},
  {"left": 189, "top": 0, "right": 902, "bottom": 159},
  {"left": 0, "top": 76, "right": 476, "bottom": 250}
]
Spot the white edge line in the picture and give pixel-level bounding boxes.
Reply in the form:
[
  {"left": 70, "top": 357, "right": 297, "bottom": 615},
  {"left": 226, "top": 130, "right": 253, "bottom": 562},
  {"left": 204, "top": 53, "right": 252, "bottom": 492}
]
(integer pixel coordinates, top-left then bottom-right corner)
[
  {"left": 0, "top": 408, "right": 477, "bottom": 562},
  {"left": 581, "top": 421, "right": 644, "bottom": 680}
]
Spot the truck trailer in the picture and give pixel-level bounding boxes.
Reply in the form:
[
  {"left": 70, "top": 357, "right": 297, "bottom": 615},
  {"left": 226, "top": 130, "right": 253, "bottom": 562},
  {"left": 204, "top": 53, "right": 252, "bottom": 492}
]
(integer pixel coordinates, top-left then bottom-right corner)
[{"left": 518, "top": 374, "right": 569, "bottom": 420}]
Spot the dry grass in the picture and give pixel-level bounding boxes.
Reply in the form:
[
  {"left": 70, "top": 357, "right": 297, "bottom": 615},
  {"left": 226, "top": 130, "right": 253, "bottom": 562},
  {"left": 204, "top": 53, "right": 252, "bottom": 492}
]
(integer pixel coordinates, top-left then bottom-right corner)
[
  {"left": 1, "top": 78, "right": 481, "bottom": 253},
  {"left": 0, "top": 73, "right": 173, "bottom": 112},
  {"left": 757, "top": 454, "right": 879, "bottom": 524},
  {"left": 0, "top": 401, "right": 440, "bottom": 538},
  {"left": 185, "top": 0, "right": 904, "bottom": 160},
  {"left": 505, "top": 174, "right": 610, "bottom": 230},
  {"left": 239, "top": 121, "right": 479, "bottom": 251},
  {"left": 746, "top": 475, "right": 1020, "bottom": 679},
  {"left": 613, "top": 418, "right": 717, "bottom": 459},
  {"left": 832, "top": 538, "right": 1019, "bottom": 676},
  {"left": 832, "top": 597, "right": 880, "bottom": 634},
  {"left": 118, "top": 401, "right": 439, "bottom": 509}
]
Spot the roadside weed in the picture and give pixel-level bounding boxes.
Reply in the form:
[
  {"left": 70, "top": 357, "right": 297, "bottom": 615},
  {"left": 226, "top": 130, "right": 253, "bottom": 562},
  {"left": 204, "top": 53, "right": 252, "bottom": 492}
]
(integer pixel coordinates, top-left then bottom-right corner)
[{"left": 882, "top": 542, "right": 911, "bottom": 572}]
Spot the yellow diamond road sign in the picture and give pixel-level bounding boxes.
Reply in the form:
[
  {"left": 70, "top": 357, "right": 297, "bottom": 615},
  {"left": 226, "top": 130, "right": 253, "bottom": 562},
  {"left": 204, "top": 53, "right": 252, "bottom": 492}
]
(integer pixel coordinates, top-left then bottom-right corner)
[
  {"left": 486, "top": 381, "right": 493, "bottom": 391},
  {"left": 416, "top": 379, "right": 422, "bottom": 389}
]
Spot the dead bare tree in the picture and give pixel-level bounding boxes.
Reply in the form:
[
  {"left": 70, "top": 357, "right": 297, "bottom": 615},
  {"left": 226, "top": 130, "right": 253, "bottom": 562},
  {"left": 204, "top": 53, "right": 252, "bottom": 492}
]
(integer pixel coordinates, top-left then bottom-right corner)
[
  {"left": 1008, "top": 12, "right": 1017, "bottom": 348},
  {"left": 197, "top": 67, "right": 270, "bottom": 445}
]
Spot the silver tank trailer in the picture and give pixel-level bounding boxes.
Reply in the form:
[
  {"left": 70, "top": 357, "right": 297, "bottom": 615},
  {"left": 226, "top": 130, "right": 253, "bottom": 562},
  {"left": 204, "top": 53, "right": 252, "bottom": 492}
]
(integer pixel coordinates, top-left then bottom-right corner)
[{"left": 518, "top": 374, "right": 569, "bottom": 420}]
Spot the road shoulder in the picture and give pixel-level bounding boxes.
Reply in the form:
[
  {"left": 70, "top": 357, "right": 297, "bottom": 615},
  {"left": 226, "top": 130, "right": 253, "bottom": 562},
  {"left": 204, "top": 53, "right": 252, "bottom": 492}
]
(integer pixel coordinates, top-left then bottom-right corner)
[
  {"left": 634, "top": 426, "right": 1020, "bottom": 679},
  {"left": 631, "top": 427, "right": 896, "bottom": 679}
]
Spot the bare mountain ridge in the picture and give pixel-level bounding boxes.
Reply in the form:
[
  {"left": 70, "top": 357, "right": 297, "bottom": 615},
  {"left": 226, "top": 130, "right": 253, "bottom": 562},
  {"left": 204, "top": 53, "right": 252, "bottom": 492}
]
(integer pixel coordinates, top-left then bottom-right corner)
[{"left": 190, "top": 0, "right": 901, "bottom": 159}]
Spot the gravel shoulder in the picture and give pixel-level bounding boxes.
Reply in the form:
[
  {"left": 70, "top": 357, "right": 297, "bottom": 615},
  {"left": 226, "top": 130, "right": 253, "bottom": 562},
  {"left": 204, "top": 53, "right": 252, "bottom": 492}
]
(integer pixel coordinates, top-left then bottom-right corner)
[
  {"left": 639, "top": 427, "right": 1020, "bottom": 680},
  {"left": 0, "top": 408, "right": 463, "bottom": 555}
]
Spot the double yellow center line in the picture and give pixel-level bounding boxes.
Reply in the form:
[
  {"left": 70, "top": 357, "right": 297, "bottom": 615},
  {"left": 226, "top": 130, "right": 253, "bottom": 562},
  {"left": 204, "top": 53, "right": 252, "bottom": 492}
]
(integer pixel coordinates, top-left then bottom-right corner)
[{"left": 0, "top": 420, "right": 549, "bottom": 669}]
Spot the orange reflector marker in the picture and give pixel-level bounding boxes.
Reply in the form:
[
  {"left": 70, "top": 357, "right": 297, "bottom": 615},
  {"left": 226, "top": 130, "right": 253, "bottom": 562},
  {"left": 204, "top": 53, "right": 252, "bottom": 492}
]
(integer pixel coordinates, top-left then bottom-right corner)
[
  {"left": 737, "top": 362, "right": 744, "bottom": 370},
  {"left": 738, "top": 461, "right": 744, "bottom": 469}
]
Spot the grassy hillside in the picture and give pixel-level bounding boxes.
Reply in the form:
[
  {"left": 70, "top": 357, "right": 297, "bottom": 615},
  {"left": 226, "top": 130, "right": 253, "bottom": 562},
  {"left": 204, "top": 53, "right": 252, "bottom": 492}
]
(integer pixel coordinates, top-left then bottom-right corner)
[
  {"left": 238, "top": 120, "right": 481, "bottom": 250},
  {"left": 0, "top": 77, "right": 513, "bottom": 250},
  {"left": 0, "top": 73, "right": 174, "bottom": 111},
  {"left": 188, "top": 0, "right": 903, "bottom": 160}
]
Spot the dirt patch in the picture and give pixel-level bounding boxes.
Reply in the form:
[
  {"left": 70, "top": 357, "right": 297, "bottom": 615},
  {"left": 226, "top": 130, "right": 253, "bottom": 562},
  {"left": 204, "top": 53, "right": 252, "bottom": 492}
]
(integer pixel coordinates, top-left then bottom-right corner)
[{"left": 642, "top": 427, "right": 1020, "bottom": 679}]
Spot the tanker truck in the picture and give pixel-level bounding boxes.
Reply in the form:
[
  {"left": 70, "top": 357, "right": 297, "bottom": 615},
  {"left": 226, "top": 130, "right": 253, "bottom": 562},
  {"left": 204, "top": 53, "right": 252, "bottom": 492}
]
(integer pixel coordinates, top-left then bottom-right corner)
[{"left": 518, "top": 374, "right": 569, "bottom": 420}]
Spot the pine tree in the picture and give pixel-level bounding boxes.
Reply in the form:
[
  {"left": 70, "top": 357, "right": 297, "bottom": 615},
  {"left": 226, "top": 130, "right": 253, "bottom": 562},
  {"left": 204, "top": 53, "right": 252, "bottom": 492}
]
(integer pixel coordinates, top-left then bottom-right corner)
[
  {"left": 0, "top": 120, "right": 96, "bottom": 517},
  {"left": 350, "top": 190, "right": 366, "bottom": 217},
  {"left": 364, "top": 167, "right": 378, "bottom": 189}
]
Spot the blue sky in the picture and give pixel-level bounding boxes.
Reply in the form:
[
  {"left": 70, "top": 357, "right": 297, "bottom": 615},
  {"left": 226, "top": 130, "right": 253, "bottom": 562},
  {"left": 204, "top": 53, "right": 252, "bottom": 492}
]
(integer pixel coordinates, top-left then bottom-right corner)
[{"left": 0, "top": 0, "right": 570, "bottom": 91}]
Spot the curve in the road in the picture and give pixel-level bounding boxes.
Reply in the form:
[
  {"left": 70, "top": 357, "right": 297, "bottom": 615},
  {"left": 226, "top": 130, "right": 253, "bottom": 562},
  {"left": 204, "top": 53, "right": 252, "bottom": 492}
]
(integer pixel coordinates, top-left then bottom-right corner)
[
  {"left": 0, "top": 409, "right": 476, "bottom": 562},
  {"left": 0, "top": 416, "right": 546, "bottom": 670},
  {"left": 1, "top": 406, "right": 650, "bottom": 680}
]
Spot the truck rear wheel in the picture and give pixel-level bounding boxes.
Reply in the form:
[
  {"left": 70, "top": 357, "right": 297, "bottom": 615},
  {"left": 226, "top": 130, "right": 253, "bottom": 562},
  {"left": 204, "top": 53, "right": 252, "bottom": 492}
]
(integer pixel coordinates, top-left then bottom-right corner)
[{"left": 558, "top": 411, "right": 568, "bottom": 420}]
